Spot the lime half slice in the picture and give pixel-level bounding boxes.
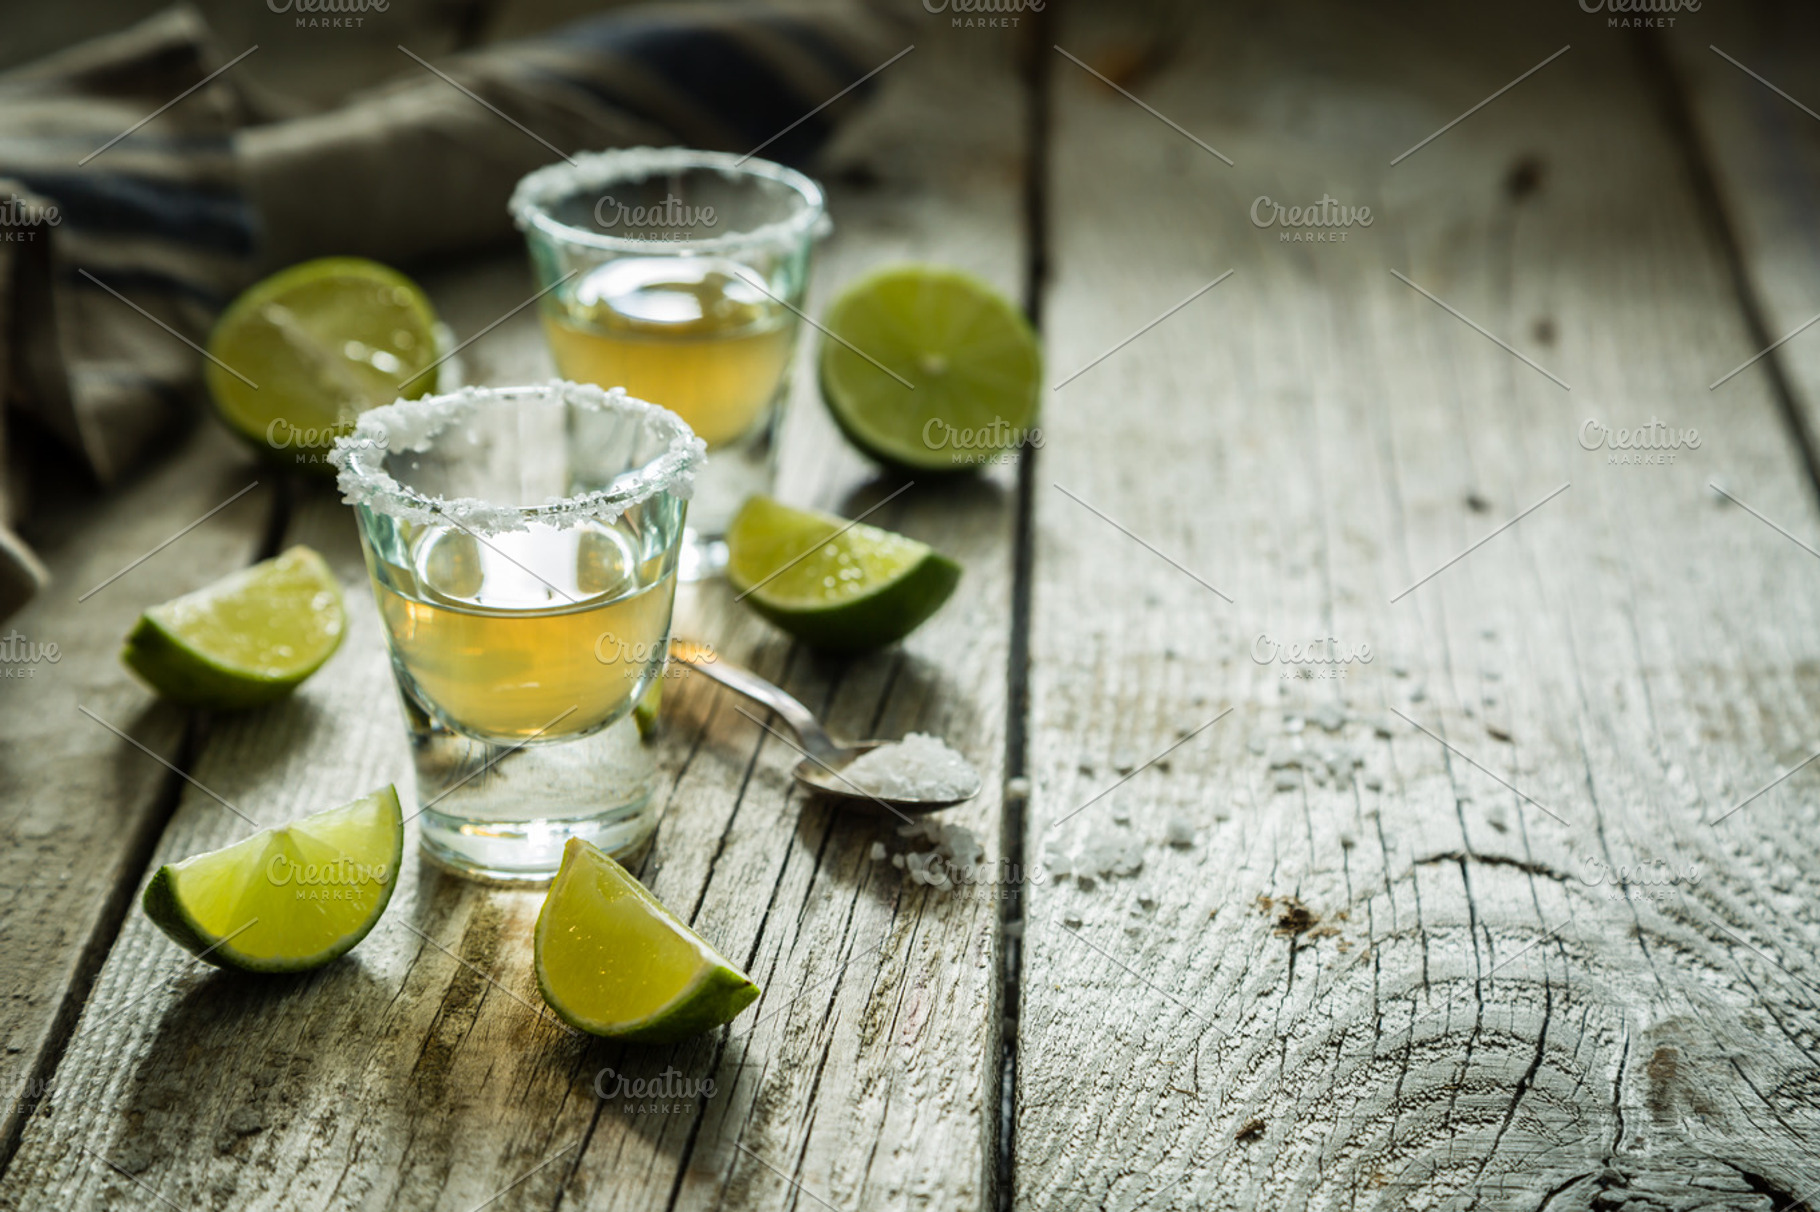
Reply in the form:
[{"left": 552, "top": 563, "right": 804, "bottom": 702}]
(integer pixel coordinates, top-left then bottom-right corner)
[
  {"left": 206, "top": 257, "right": 440, "bottom": 468},
  {"left": 142, "top": 786, "right": 402, "bottom": 972},
  {"left": 535, "top": 839, "right": 760, "bottom": 1042},
  {"left": 819, "top": 265, "right": 1040, "bottom": 472},
  {"left": 727, "top": 496, "right": 961, "bottom": 654},
  {"left": 122, "top": 546, "right": 345, "bottom": 710}
]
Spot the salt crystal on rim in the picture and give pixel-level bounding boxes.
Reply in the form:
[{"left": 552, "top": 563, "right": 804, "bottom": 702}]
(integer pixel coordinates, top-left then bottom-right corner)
[{"left": 329, "top": 381, "right": 704, "bottom": 536}]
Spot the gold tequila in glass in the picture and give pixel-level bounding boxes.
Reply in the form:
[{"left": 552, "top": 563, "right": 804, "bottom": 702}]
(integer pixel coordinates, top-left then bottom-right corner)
[
  {"left": 334, "top": 383, "right": 702, "bottom": 881},
  {"left": 512, "top": 148, "right": 825, "bottom": 578},
  {"left": 372, "top": 523, "right": 672, "bottom": 739},
  {"left": 542, "top": 258, "right": 793, "bottom": 448}
]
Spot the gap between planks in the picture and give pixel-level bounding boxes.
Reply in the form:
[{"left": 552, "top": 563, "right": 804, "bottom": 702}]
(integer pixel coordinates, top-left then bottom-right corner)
[
  {"left": 0, "top": 468, "right": 292, "bottom": 1180},
  {"left": 1634, "top": 35, "right": 1820, "bottom": 506},
  {"left": 994, "top": 8, "right": 1057, "bottom": 1212}
]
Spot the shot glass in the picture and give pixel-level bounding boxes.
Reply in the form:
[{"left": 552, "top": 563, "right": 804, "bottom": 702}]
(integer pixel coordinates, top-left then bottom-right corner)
[
  {"left": 509, "top": 147, "right": 826, "bottom": 579},
  {"left": 332, "top": 381, "right": 703, "bottom": 882}
]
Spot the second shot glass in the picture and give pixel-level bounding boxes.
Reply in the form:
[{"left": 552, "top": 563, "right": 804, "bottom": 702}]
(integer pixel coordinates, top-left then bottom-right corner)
[{"left": 510, "top": 148, "right": 826, "bottom": 579}]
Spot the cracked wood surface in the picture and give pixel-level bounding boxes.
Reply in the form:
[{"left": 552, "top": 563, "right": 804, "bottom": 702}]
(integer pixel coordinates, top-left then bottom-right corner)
[
  {"left": 1017, "top": 3, "right": 1820, "bottom": 1210},
  {"left": 0, "top": 430, "right": 272, "bottom": 1163},
  {"left": 1665, "top": 8, "right": 1820, "bottom": 478},
  {"left": 0, "top": 18, "right": 1024, "bottom": 1212},
  {"left": 9, "top": 1, "right": 1820, "bottom": 1210}
]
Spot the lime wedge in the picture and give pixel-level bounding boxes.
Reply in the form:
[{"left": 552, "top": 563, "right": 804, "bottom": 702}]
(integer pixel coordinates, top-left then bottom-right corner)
[
  {"left": 633, "top": 678, "right": 663, "bottom": 740},
  {"left": 142, "top": 786, "right": 402, "bottom": 972},
  {"left": 535, "top": 839, "right": 760, "bottom": 1042},
  {"left": 206, "top": 257, "right": 441, "bottom": 469},
  {"left": 727, "top": 496, "right": 961, "bottom": 654},
  {"left": 122, "top": 546, "right": 345, "bottom": 710},
  {"left": 819, "top": 265, "right": 1040, "bottom": 472}
]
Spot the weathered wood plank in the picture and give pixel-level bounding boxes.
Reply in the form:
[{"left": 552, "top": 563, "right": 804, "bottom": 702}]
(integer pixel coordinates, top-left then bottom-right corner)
[
  {"left": 0, "top": 0, "right": 500, "bottom": 1180},
  {"left": 0, "top": 428, "right": 271, "bottom": 1169},
  {"left": 1016, "top": 4, "right": 1820, "bottom": 1209},
  {"left": 1664, "top": 7, "right": 1820, "bottom": 477},
  {"left": 1, "top": 20, "right": 1027, "bottom": 1211}
]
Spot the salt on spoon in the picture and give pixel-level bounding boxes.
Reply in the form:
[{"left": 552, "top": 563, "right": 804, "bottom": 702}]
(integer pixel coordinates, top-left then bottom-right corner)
[
  {"left": 669, "top": 641, "right": 982, "bottom": 812},
  {"left": 839, "top": 733, "right": 978, "bottom": 802}
]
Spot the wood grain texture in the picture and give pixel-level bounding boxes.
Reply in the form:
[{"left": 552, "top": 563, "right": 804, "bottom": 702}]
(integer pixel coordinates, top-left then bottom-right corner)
[
  {"left": 0, "top": 0, "right": 473, "bottom": 1177},
  {"left": 1664, "top": 6, "right": 1820, "bottom": 473},
  {"left": 0, "top": 428, "right": 271, "bottom": 1168},
  {"left": 1015, "top": 3, "right": 1820, "bottom": 1209},
  {"left": 0, "top": 21, "right": 1028, "bottom": 1212}
]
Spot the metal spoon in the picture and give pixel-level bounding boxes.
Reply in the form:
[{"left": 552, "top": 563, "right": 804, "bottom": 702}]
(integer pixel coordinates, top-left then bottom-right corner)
[{"left": 668, "top": 639, "right": 981, "bottom": 814}]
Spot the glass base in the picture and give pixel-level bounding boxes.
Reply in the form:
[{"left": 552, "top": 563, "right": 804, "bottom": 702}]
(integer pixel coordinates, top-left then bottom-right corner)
[
  {"left": 679, "top": 411, "right": 778, "bottom": 581},
  {"left": 419, "top": 800, "right": 655, "bottom": 884},
  {"left": 406, "top": 707, "right": 659, "bottom": 882}
]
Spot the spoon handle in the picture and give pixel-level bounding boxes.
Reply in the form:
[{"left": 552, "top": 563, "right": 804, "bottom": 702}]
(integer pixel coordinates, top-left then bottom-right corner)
[{"left": 668, "top": 640, "right": 844, "bottom": 764}]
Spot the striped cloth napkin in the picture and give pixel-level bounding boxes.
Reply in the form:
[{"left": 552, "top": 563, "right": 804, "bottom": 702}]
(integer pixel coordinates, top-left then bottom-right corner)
[{"left": 0, "top": 2, "right": 894, "bottom": 619}]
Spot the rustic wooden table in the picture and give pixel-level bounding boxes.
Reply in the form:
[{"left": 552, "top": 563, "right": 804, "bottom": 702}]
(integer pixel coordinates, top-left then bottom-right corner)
[{"left": 6, "top": 1, "right": 1820, "bottom": 1208}]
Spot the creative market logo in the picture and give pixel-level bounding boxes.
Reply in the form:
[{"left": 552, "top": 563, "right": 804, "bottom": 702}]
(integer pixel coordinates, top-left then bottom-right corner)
[
  {"left": 1252, "top": 195, "right": 1373, "bottom": 245},
  {"left": 1578, "top": 417, "right": 1700, "bottom": 467},
  {"left": 1, "top": 197, "right": 60, "bottom": 243},
  {"left": 1, "top": 629, "right": 61, "bottom": 678},
  {"left": 266, "top": 853, "right": 392, "bottom": 901},
  {"left": 1252, "top": 634, "right": 1373, "bottom": 680},
  {"left": 1578, "top": 855, "right": 1701, "bottom": 902},
  {"left": 1579, "top": 0, "right": 1699, "bottom": 29},
  {"left": 922, "top": 0, "right": 1044, "bottom": 29},
  {"left": 921, "top": 417, "right": 1044, "bottom": 467},
  {"left": 594, "top": 1066, "right": 715, "bottom": 1115},
  {"left": 594, "top": 195, "right": 718, "bottom": 240},
  {"left": 267, "top": 0, "right": 389, "bottom": 29}
]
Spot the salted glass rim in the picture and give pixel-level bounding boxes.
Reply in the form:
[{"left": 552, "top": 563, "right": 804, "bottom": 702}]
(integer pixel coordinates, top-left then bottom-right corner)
[
  {"left": 330, "top": 381, "right": 705, "bottom": 534},
  {"left": 508, "top": 146, "right": 826, "bottom": 256}
]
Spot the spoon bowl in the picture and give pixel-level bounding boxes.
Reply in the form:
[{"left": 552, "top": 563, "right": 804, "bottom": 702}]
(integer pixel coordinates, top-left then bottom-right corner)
[
  {"left": 791, "top": 741, "right": 982, "bottom": 814},
  {"left": 669, "top": 641, "right": 980, "bottom": 815}
]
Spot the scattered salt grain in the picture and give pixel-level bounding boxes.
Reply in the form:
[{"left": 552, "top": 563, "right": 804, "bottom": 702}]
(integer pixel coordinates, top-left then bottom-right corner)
[
  {"left": 904, "top": 851, "right": 952, "bottom": 889},
  {"left": 878, "top": 818, "right": 987, "bottom": 895},
  {"left": 869, "top": 842, "right": 887, "bottom": 861},
  {"left": 1165, "top": 816, "right": 1195, "bottom": 847},
  {"left": 1081, "top": 835, "right": 1144, "bottom": 878},
  {"left": 842, "top": 733, "right": 979, "bottom": 801}
]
